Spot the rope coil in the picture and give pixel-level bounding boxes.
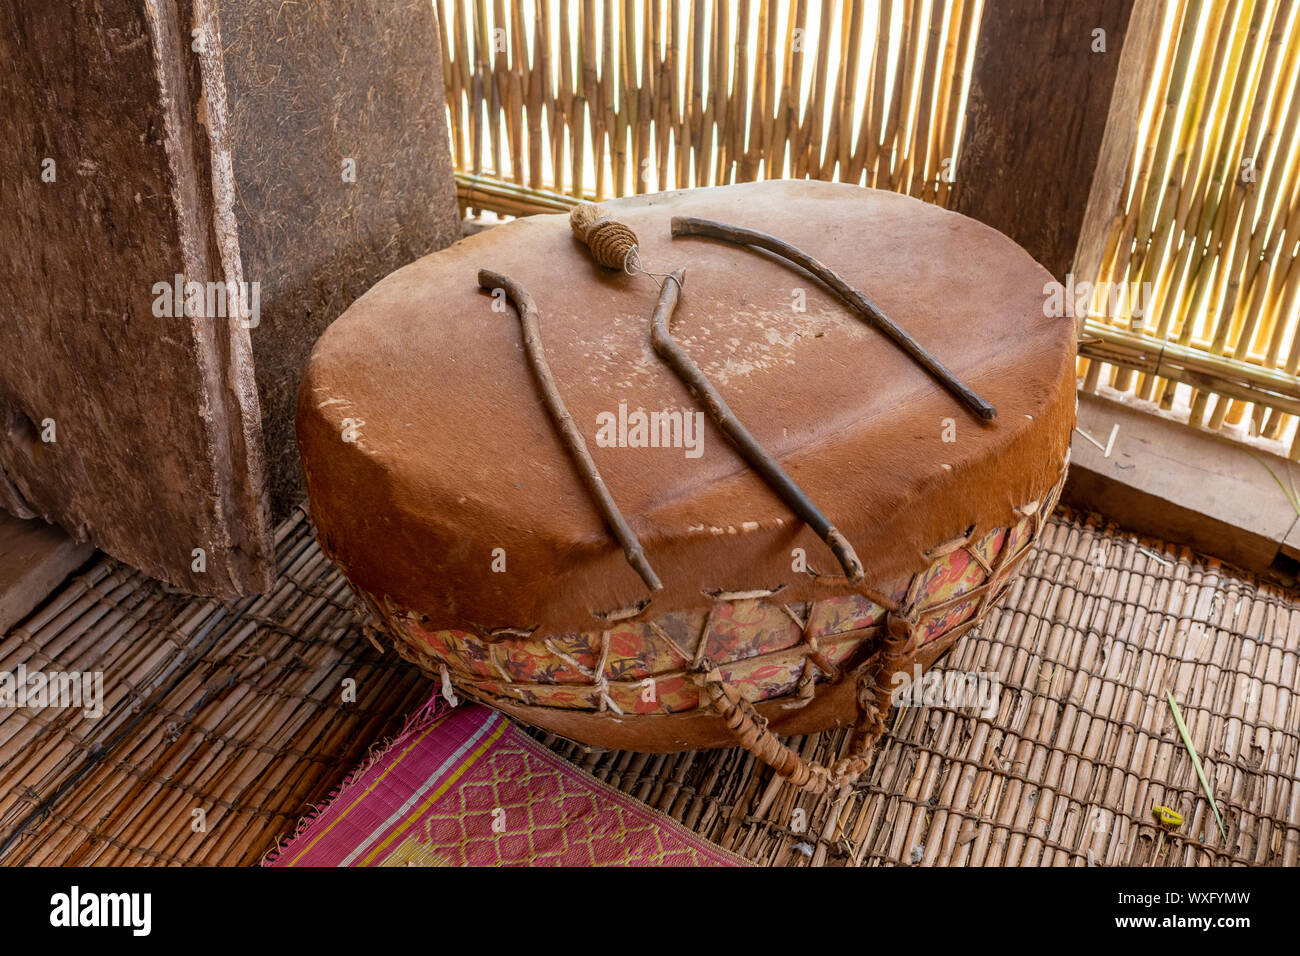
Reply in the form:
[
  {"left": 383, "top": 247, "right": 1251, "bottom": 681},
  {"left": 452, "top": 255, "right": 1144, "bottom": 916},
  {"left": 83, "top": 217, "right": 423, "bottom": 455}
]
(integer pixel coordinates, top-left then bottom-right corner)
[{"left": 569, "top": 202, "right": 640, "bottom": 271}]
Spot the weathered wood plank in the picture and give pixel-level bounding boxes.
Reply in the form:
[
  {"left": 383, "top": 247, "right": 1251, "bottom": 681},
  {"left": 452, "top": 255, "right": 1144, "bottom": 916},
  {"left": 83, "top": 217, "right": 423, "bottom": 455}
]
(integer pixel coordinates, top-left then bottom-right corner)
[
  {"left": 210, "top": 0, "right": 462, "bottom": 517},
  {"left": 1065, "top": 392, "right": 1296, "bottom": 574},
  {"left": 1072, "top": 0, "right": 1167, "bottom": 332},
  {"left": 0, "top": 512, "right": 95, "bottom": 636},
  {"left": 955, "top": 0, "right": 1138, "bottom": 280},
  {"left": 0, "top": 0, "right": 460, "bottom": 596},
  {"left": 0, "top": 0, "right": 274, "bottom": 596}
]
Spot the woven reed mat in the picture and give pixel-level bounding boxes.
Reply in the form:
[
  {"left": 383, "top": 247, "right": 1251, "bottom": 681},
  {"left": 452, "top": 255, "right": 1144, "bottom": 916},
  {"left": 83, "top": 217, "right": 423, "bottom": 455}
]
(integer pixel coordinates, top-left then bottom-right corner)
[
  {"left": 1, "top": 504, "right": 1297, "bottom": 866},
  {"left": 263, "top": 701, "right": 749, "bottom": 867},
  {"left": 0, "top": 506, "right": 429, "bottom": 866},
  {"left": 533, "top": 508, "right": 1300, "bottom": 867}
]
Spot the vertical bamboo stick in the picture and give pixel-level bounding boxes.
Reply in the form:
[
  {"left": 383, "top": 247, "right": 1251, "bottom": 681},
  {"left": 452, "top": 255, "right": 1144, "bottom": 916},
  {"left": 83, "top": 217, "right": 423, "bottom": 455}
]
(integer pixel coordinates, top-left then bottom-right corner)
[
  {"left": 877, "top": 0, "right": 912, "bottom": 190},
  {"left": 728, "top": 0, "right": 751, "bottom": 184},
  {"left": 487, "top": 0, "right": 505, "bottom": 178},
  {"left": 599, "top": 0, "right": 617, "bottom": 198},
  {"left": 641, "top": 0, "right": 657, "bottom": 191},
  {"left": 528, "top": 0, "right": 546, "bottom": 189},
  {"left": 669, "top": 0, "right": 687, "bottom": 189},
  {"left": 619, "top": 0, "right": 638, "bottom": 195},
  {"left": 924, "top": 0, "right": 960, "bottom": 201},
  {"left": 802, "top": 0, "right": 833, "bottom": 180},
  {"left": 786, "top": 0, "right": 811, "bottom": 179},
  {"left": 570, "top": 1, "right": 589, "bottom": 198},
  {"left": 906, "top": 0, "right": 944, "bottom": 199},
  {"left": 847, "top": 0, "right": 882, "bottom": 185},
  {"left": 834, "top": 1, "right": 865, "bottom": 183},
  {"left": 679, "top": 0, "right": 696, "bottom": 188},
  {"left": 816, "top": 1, "right": 849, "bottom": 180},
  {"left": 744, "top": 0, "right": 776, "bottom": 182},
  {"left": 865, "top": 0, "right": 894, "bottom": 189},
  {"left": 690, "top": 0, "right": 708, "bottom": 185}
]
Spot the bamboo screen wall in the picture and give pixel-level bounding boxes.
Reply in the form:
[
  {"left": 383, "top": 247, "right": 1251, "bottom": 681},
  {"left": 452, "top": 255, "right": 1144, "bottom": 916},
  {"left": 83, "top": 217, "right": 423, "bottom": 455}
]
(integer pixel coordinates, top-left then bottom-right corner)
[
  {"left": 436, "top": 0, "right": 1300, "bottom": 458},
  {"left": 438, "top": 0, "right": 985, "bottom": 213},
  {"left": 1078, "top": 0, "right": 1300, "bottom": 458}
]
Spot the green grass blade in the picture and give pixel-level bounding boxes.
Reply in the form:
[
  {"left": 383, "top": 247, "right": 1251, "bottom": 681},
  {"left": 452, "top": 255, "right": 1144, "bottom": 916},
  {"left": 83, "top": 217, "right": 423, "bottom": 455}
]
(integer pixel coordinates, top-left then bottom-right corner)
[
  {"left": 1245, "top": 450, "right": 1300, "bottom": 516},
  {"left": 1167, "top": 691, "right": 1228, "bottom": 842}
]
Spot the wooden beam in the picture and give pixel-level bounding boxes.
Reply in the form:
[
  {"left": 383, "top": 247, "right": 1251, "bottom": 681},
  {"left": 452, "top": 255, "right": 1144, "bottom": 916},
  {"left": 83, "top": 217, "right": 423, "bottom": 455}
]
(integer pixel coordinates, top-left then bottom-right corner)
[
  {"left": 0, "top": 0, "right": 461, "bottom": 596},
  {"left": 1065, "top": 392, "right": 1298, "bottom": 576},
  {"left": 0, "top": 0, "right": 274, "bottom": 597},
  {"left": 209, "top": 0, "right": 462, "bottom": 519},
  {"left": 954, "top": 0, "right": 1140, "bottom": 280},
  {"left": 0, "top": 512, "right": 94, "bottom": 636},
  {"left": 1072, "top": 0, "right": 1168, "bottom": 331}
]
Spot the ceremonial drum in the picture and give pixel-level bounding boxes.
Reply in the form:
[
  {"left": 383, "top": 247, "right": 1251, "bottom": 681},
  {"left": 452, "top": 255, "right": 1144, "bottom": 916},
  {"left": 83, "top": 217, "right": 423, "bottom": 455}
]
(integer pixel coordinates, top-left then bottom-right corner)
[{"left": 297, "top": 180, "right": 1074, "bottom": 792}]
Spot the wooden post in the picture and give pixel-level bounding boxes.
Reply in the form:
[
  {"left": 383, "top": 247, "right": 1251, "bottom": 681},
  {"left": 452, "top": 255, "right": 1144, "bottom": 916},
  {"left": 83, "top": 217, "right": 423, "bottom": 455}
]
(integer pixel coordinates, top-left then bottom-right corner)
[
  {"left": 0, "top": 0, "right": 461, "bottom": 597},
  {"left": 0, "top": 513, "right": 94, "bottom": 635},
  {"left": 1071, "top": 0, "right": 1169, "bottom": 331},
  {"left": 210, "top": 0, "right": 463, "bottom": 519},
  {"left": 954, "top": 0, "right": 1141, "bottom": 281}
]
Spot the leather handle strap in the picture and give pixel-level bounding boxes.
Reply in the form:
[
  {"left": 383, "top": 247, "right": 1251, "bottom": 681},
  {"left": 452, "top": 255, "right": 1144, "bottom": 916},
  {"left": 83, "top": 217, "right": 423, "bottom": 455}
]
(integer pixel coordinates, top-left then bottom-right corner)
[{"left": 697, "top": 614, "right": 915, "bottom": 794}]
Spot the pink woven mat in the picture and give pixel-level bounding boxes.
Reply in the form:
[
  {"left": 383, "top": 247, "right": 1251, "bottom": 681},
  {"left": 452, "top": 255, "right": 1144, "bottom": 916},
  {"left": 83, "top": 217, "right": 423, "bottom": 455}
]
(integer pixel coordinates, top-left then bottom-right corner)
[{"left": 264, "top": 701, "right": 749, "bottom": 867}]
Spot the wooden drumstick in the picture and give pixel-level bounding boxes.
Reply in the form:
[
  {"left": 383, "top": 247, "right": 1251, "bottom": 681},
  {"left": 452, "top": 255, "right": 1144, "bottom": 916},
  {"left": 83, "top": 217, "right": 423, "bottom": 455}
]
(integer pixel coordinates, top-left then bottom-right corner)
[
  {"left": 479, "top": 268, "right": 663, "bottom": 593},
  {"left": 670, "top": 216, "right": 998, "bottom": 421},
  {"left": 649, "top": 268, "right": 866, "bottom": 583}
]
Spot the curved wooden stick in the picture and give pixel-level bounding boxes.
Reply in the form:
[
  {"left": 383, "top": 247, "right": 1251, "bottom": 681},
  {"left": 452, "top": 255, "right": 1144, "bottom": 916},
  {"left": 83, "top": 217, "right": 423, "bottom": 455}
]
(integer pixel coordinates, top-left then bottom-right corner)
[
  {"left": 650, "top": 269, "right": 865, "bottom": 582},
  {"left": 670, "top": 216, "right": 998, "bottom": 421},
  {"left": 479, "top": 269, "right": 662, "bottom": 593}
]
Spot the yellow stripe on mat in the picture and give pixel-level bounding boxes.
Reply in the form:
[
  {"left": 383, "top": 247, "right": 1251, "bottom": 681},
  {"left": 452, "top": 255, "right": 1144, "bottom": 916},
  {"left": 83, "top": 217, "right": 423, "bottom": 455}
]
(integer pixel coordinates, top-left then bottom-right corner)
[
  {"left": 360, "top": 716, "right": 509, "bottom": 866},
  {"left": 285, "top": 715, "right": 452, "bottom": 867}
]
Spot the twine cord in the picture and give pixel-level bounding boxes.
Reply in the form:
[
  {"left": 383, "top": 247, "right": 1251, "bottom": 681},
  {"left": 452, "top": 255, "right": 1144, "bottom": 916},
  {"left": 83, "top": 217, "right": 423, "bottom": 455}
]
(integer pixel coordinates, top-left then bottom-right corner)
[
  {"left": 438, "top": 661, "right": 459, "bottom": 708},
  {"left": 570, "top": 203, "right": 639, "bottom": 270},
  {"left": 569, "top": 203, "right": 683, "bottom": 297}
]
